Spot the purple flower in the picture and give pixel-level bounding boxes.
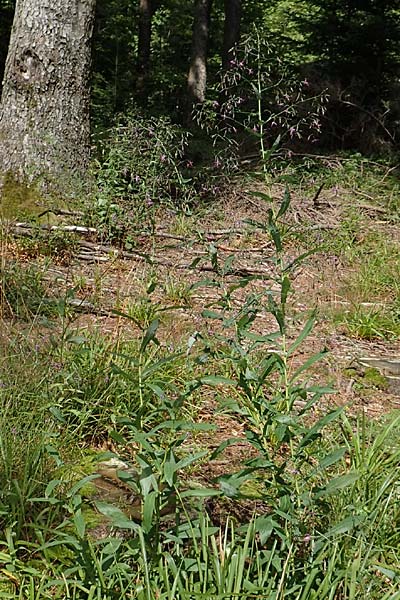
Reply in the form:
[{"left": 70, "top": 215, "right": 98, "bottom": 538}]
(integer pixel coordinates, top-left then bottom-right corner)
[{"left": 160, "top": 154, "right": 166, "bottom": 162}]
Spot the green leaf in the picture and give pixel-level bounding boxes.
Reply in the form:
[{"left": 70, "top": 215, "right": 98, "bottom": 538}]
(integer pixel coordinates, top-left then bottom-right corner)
[
  {"left": 209, "top": 437, "right": 242, "bottom": 460},
  {"left": 73, "top": 509, "right": 86, "bottom": 539},
  {"left": 316, "top": 471, "right": 360, "bottom": 498},
  {"left": 67, "top": 474, "right": 100, "bottom": 498},
  {"left": 287, "top": 313, "right": 316, "bottom": 356},
  {"left": 199, "top": 375, "right": 237, "bottom": 386},
  {"left": 176, "top": 450, "right": 208, "bottom": 471},
  {"left": 95, "top": 501, "right": 139, "bottom": 530},
  {"left": 140, "top": 319, "right": 159, "bottom": 353},
  {"left": 163, "top": 453, "right": 177, "bottom": 487},
  {"left": 284, "top": 247, "right": 319, "bottom": 272},
  {"left": 281, "top": 275, "right": 291, "bottom": 308},
  {"left": 318, "top": 447, "right": 347, "bottom": 471},
  {"left": 142, "top": 491, "right": 157, "bottom": 532},
  {"left": 268, "top": 210, "right": 282, "bottom": 252},
  {"left": 276, "top": 188, "right": 291, "bottom": 219},
  {"left": 324, "top": 514, "right": 365, "bottom": 537},
  {"left": 298, "top": 407, "right": 343, "bottom": 450},
  {"left": 201, "top": 309, "right": 224, "bottom": 320},
  {"left": 291, "top": 349, "right": 328, "bottom": 380},
  {"left": 254, "top": 516, "right": 281, "bottom": 545}
]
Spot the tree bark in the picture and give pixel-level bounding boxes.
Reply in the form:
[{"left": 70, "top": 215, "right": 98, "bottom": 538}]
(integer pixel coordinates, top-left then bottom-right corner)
[
  {"left": 0, "top": 0, "right": 96, "bottom": 190},
  {"left": 187, "top": 0, "right": 212, "bottom": 108},
  {"left": 222, "top": 0, "right": 241, "bottom": 70},
  {"left": 137, "top": 0, "right": 152, "bottom": 95}
]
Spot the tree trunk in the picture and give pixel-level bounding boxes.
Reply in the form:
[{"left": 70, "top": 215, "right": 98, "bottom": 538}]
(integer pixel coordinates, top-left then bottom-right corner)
[
  {"left": 187, "top": 0, "right": 212, "bottom": 108},
  {"left": 222, "top": 0, "right": 241, "bottom": 70},
  {"left": 0, "top": 0, "right": 96, "bottom": 190},
  {"left": 137, "top": 0, "right": 152, "bottom": 95}
]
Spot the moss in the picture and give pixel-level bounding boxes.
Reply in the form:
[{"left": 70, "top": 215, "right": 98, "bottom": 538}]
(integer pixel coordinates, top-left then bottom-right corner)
[
  {"left": 343, "top": 366, "right": 388, "bottom": 391},
  {"left": 363, "top": 367, "right": 388, "bottom": 390},
  {"left": 0, "top": 172, "right": 44, "bottom": 219}
]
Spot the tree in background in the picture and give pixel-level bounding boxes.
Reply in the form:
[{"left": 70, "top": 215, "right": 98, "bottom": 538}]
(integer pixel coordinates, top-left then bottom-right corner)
[
  {"left": 222, "top": 0, "right": 241, "bottom": 70},
  {"left": 187, "top": 0, "right": 213, "bottom": 108},
  {"left": 137, "top": 0, "right": 154, "bottom": 95},
  {"left": 0, "top": 0, "right": 96, "bottom": 189}
]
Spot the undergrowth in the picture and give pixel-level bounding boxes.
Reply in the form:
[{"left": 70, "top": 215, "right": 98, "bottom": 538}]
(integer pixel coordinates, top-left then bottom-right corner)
[{"left": 1, "top": 189, "right": 400, "bottom": 599}]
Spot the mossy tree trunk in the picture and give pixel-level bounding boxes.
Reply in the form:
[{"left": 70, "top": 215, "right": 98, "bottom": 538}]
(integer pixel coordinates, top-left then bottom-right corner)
[
  {"left": 187, "top": 0, "right": 213, "bottom": 109},
  {"left": 222, "top": 0, "right": 241, "bottom": 70},
  {"left": 0, "top": 0, "right": 96, "bottom": 190}
]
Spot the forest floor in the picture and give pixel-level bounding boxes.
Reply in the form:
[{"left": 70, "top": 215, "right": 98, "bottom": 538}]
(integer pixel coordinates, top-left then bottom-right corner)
[{"left": 1, "top": 159, "right": 400, "bottom": 520}]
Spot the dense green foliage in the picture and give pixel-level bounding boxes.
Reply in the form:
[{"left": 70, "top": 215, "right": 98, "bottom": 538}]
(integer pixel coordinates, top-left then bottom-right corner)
[{"left": 1, "top": 0, "right": 399, "bottom": 153}]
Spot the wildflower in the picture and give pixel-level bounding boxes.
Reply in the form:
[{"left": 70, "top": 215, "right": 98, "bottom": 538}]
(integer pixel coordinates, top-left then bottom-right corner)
[
  {"left": 186, "top": 160, "right": 193, "bottom": 168},
  {"left": 134, "top": 175, "right": 141, "bottom": 183},
  {"left": 302, "top": 78, "right": 309, "bottom": 87},
  {"left": 289, "top": 126, "right": 296, "bottom": 138},
  {"left": 160, "top": 154, "right": 166, "bottom": 162}
]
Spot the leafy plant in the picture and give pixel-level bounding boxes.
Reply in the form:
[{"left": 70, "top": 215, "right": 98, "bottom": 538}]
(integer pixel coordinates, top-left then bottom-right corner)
[
  {"left": 195, "top": 26, "right": 328, "bottom": 174},
  {"left": 90, "top": 111, "right": 192, "bottom": 245}
]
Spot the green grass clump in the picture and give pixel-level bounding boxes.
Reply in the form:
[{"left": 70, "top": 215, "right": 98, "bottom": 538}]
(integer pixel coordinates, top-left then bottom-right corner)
[{"left": 0, "top": 261, "right": 56, "bottom": 320}]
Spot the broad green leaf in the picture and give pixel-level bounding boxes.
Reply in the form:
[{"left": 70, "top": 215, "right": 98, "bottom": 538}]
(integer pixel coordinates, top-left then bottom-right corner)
[
  {"left": 67, "top": 474, "right": 100, "bottom": 498},
  {"left": 291, "top": 349, "right": 328, "bottom": 380},
  {"left": 95, "top": 501, "right": 139, "bottom": 530},
  {"left": 324, "top": 514, "right": 365, "bottom": 537},
  {"left": 140, "top": 318, "right": 159, "bottom": 353},
  {"left": 142, "top": 491, "right": 157, "bottom": 532},
  {"left": 163, "top": 453, "right": 177, "bottom": 487},
  {"left": 276, "top": 188, "right": 291, "bottom": 219},
  {"left": 73, "top": 509, "right": 86, "bottom": 539},
  {"left": 176, "top": 450, "right": 208, "bottom": 471},
  {"left": 199, "top": 375, "right": 237, "bottom": 386},
  {"left": 316, "top": 471, "right": 360, "bottom": 498},
  {"left": 281, "top": 275, "right": 291, "bottom": 307},
  {"left": 318, "top": 447, "right": 347, "bottom": 471},
  {"left": 201, "top": 309, "right": 224, "bottom": 320},
  {"left": 298, "top": 407, "right": 343, "bottom": 450},
  {"left": 209, "top": 437, "right": 242, "bottom": 460},
  {"left": 268, "top": 210, "right": 282, "bottom": 252}
]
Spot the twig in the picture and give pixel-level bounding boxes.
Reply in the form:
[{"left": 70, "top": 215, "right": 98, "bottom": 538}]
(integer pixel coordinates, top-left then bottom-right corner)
[
  {"left": 339, "top": 99, "right": 395, "bottom": 143},
  {"left": 36, "top": 208, "right": 84, "bottom": 218}
]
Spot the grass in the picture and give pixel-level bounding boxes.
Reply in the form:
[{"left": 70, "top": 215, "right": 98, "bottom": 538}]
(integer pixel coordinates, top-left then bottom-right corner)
[{"left": 1, "top": 162, "right": 400, "bottom": 598}]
